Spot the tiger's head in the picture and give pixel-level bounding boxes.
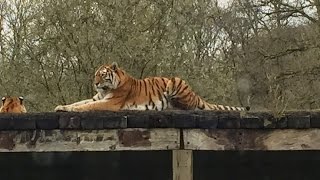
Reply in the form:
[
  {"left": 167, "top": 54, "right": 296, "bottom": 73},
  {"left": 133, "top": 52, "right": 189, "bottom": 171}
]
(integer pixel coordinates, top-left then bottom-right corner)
[
  {"left": 0, "top": 96, "right": 27, "bottom": 113},
  {"left": 94, "top": 62, "right": 126, "bottom": 92}
]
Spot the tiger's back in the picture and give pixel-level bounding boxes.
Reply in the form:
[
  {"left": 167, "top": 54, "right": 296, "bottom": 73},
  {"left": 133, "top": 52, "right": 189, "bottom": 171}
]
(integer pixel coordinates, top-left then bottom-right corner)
[
  {"left": 120, "top": 77, "right": 171, "bottom": 111},
  {"left": 0, "top": 96, "right": 27, "bottom": 113}
]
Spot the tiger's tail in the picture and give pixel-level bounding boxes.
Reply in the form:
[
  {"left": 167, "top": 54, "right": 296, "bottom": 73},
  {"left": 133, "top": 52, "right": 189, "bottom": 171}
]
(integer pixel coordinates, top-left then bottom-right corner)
[
  {"left": 200, "top": 100, "right": 250, "bottom": 111},
  {"left": 166, "top": 77, "right": 250, "bottom": 111}
]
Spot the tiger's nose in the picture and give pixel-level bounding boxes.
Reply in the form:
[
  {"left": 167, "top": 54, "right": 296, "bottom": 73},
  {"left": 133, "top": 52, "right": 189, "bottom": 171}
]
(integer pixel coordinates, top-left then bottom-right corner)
[{"left": 95, "top": 83, "right": 99, "bottom": 86}]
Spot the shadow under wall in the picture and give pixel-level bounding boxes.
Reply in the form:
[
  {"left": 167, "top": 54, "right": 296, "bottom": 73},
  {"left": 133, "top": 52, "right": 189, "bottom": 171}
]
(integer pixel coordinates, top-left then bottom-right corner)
[
  {"left": 0, "top": 150, "right": 320, "bottom": 180},
  {"left": 194, "top": 150, "right": 320, "bottom": 180},
  {"left": 0, "top": 151, "right": 172, "bottom": 180}
]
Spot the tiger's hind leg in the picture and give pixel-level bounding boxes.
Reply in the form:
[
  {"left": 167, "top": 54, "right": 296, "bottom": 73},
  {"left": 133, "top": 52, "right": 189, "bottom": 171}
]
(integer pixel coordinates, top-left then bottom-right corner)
[
  {"left": 165, "top": 77, "right": 247, "bottom": 111},
  {"left": 165, "top": 77, "right": 204, "bottom": 110}
]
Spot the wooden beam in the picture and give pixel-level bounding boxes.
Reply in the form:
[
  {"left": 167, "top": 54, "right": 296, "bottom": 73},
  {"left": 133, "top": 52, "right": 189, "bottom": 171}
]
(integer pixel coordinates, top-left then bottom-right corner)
[
  {"left": 0, "top": 128, "right": 180, "bottom": 152},
  {"left": 0, "top": 110, "right": 319, "bottom": 130},
  {"left": 184, "top": 129, "right": 320, "bottom": 150},
  {"left": 2, "top": 128, "right": 320, "bottom": 151},
  {"left": 172, "top": 150, "right": 193, "bottom": 180}
]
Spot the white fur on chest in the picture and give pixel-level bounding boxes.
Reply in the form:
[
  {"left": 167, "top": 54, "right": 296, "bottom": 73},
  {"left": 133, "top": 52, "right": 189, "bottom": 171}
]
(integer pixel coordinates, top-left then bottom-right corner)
[{"left": 102, "top": 93, "right": 113, "bottom": 100}]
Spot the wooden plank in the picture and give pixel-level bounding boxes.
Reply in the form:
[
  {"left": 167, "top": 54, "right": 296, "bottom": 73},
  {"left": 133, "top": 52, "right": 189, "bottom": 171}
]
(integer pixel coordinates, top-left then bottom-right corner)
[
  {"left": 217, "top": 111, "right": 241, "bottom": 128},
  {"left": 127, "top": 110, "right": 197, "bottom": 128},
  {"left": 2, "top": 128, "right": 320, "bottom": 151},
  {"left": 287, "top": 114, "right": 310, "bottom": 128},
  {"left": 311, "top": 111, "right": 320, "bottom": 127},
  {"left": 240, "top": 117, "right": 263, "bottom": 128},
  {"left": 243, "top": 111, "right": 287, "bottom": 128},
  {"left": 172, "top": 150, "right": 193, "bottom": 180},
  {"left": 184, "top": 129, "right": 320, "bottom": 150},
  {"left": 1, "top": 110, "right": 320, "bottom": 129},
  {"left": 0, "top": 128, "right": 180, "bottom": 152},
  {"left": 36, "top": 113, "right": 59, "bottom": 129},
  {"left": 60, "top": 112, "right": 127, "bottom": 129}
]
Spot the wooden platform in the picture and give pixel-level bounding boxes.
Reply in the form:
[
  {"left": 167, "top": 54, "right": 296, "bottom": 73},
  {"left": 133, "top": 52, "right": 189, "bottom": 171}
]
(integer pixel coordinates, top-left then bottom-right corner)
[
  {"left": 1, "top": 110, "right": 319, "bottom": 180},
  {"left": 0, "top": 110, "right": 319, "bottom": 152}
]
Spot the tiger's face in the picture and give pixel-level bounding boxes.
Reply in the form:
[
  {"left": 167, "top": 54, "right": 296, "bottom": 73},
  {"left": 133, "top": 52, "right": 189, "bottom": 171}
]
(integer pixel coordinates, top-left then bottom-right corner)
[
  {"left": 0, "top": 96, "right": 27, "bottom": 113},
  {"left": 94, "top": 62, "right": 121, "bottom": 92}
]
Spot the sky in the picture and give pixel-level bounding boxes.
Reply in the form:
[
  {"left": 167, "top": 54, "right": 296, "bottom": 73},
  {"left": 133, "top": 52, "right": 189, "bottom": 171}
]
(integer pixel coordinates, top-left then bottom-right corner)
[{"left": 218, "top": 0, "right": 232, "bottom": 7}]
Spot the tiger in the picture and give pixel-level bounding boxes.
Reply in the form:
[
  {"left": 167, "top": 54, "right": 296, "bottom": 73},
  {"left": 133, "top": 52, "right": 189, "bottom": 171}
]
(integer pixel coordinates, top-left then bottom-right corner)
[
  {"left": 0, "top": 96, "right": 27, "bottom": 113},
  {"left": 54, "top": 62, "right": 249, "bottom": 112}
]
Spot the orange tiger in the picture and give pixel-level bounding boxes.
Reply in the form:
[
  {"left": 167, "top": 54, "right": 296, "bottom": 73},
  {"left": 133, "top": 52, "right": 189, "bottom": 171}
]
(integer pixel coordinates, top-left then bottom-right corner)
[
  {"left": 54, "top": 62, "right": 249, "bottom": 112},
  {"left": 0, "top": 96, "right": 27, "bottom": 113}
]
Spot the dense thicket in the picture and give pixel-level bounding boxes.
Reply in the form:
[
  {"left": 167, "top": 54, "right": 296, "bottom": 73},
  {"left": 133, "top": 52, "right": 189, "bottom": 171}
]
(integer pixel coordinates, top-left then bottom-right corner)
[{"left": 1, "top": 0, "right": 319, "bottom": 112}]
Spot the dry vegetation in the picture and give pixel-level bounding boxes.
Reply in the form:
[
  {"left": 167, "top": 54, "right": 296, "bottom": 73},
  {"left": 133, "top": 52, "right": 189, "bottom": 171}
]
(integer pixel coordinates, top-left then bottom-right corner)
[{"left": 0, "top": 0, "right": 320, "bottom": 112}]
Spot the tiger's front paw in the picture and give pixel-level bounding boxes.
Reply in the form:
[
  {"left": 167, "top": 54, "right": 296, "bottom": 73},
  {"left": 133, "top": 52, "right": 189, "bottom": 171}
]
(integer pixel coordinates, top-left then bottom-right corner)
[{"left": 54, "top": 105, "right": 74, "bottom": 112}]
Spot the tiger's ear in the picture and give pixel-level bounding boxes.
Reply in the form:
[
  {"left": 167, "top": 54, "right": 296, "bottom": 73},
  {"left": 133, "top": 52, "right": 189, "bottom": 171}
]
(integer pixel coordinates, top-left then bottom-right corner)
[
  {"left": 18, "top": 96, "right": 24, "bottom": 104},
  {"left": 111, "top": 62, "right": 118, "bottom": 70}
]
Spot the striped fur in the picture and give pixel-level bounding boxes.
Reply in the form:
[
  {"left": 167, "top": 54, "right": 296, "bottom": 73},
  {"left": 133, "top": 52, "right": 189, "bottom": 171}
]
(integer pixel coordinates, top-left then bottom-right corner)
[
  {"left": 54, "top": 62, "right": 249, "bottom": 112},
  {"left": 0, "top": 96, "right": 27, "bottom": 113},
  {"left": 166, "top": 77, "right": 248, "bottom": 111}
]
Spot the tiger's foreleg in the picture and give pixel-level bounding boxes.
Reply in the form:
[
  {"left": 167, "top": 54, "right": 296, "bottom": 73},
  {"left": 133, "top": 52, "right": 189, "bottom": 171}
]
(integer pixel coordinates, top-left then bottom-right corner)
[
  {"left": 54, "top": 92, "right": 107, "bottom": 112},
  {"left": 54, "top": 99, "right": 122, "bottom": 112},
  {"left": 69, "top": 99, "right": 95, "bottom": 106},
  {"left": 54, "top": 99, "right": 93, "bottom": 112}
]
